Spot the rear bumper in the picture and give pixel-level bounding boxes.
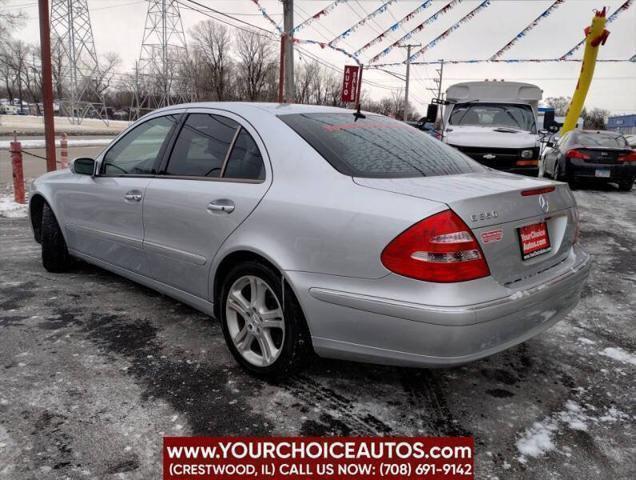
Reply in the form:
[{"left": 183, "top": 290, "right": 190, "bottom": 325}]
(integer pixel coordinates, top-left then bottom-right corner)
[
  {"left": 289, "top": 247, "right": 591, "bottom": 367},
  {"left": 568, "top": 159, "right": 636, "bottom": 180}
]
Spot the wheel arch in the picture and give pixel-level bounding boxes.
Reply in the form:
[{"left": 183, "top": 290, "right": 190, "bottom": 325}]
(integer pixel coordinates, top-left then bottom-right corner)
[
  {"left": 211, "top": 249, "right": 313, "bottom": 339},
  {"left": 29, "top": 193, "right": 47, "bottom": 243}
]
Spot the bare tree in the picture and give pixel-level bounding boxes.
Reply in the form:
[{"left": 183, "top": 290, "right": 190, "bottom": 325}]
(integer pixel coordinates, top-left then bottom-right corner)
[
  {"left": 543, "top": 96, "right": 572, "bottom": 116},
  {"left": 0, "top": 0, "right": 24, "bottom": 43},
  {"left": 235, "top": 30, "right": 276, "bottom": 101},
  {"left": 190, "top": 20, "right": 233, "bottom": 101},
  {"left": 89, "top": 52, "right": 121, "bottom": 100},
  {"left": 582, "top": 107, "right": 609, "bottom": 130}
]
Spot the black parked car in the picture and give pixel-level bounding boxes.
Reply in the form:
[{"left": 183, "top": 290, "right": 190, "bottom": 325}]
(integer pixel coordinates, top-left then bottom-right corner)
[{"left": 540, "top": 129, "right": 636, "bottom": 191}]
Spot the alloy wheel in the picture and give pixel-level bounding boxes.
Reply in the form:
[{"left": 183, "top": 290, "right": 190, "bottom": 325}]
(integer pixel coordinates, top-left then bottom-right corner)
[{"left": 225, "top": 275, "right": 285, "bottom": 367}]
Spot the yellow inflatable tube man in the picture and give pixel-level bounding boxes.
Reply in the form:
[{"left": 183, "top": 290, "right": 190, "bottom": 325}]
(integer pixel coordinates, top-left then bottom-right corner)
[{"left": 561, "top": 7, "right": 610, "bottom": 134}]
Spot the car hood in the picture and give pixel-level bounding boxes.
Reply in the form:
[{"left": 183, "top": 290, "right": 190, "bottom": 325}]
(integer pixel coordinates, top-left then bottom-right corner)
[{"left": 444, "top": 126, "right": 538, "bottom": 149}]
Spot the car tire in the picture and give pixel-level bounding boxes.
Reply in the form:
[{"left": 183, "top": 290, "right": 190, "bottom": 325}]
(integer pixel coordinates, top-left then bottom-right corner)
[
  {"left": 618, "top": 177, "right": 634, "bottom": 192},
  {"left": 219, "top": 261, "right": 312, "bottom": 377},
  {"left": 41, "top": 203, "right": 72, "bottom": 273}
]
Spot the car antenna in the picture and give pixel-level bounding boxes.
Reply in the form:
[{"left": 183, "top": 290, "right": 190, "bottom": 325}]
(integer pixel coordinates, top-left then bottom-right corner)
[{"left": 353, "top": 105, "right": 366, "bottom": 121}]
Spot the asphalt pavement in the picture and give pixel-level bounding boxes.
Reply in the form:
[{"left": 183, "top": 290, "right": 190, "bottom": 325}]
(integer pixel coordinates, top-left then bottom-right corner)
[{"left": 0, "top": 184, "right": 634, "bottom": 479}]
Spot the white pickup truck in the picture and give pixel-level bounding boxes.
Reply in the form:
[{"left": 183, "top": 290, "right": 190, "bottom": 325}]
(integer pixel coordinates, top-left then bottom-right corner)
[{"left": 443, "top": 81, "right": 543, "bottom": 176}]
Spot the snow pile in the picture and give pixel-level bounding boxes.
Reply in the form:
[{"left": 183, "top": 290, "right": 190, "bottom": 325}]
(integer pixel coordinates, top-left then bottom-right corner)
[
  {"left": 0, "top": 194, "right": 27, "bottom": 219},
  {"left": 599, "top": 347, "right": 636, "bottom": 366},
  {"left": 516, "top": 401, "right": 633, "bottom": 464},
  {"left": 516, "top": 420, "right": 558, "bottom": 461}
]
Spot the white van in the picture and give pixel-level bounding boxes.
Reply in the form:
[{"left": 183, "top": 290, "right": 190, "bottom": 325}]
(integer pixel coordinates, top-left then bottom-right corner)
[{"left": 443, "top": 81, "right": 543, "bottom": 176}]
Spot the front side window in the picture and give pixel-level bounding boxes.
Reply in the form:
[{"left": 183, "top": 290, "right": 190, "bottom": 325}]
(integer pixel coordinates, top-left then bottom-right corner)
[
  {"left": 102, "top": 115, "right": 178, "bottom": 175},
  {"left": 279, "top": 113, "right": 483, "bottom": 178},
  {"left": 449, "top": 103, "right": 536, "bottom": 133},
  {"left": 166, "top": 114, "right": 239, "bottom": 177}
]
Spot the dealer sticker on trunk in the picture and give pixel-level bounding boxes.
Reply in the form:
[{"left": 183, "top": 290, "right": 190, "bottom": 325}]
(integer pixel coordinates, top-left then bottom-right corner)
[
  {"left": 518, "top": 222, "right": 551, "bottom": 260},
  {"left": 481, "top": 229, "right": 503, "bottom": 244}
]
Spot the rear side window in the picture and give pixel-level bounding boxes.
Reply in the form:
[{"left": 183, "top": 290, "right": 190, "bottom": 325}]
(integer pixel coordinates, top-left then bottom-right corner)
[
  {"left": 278, "top": 113, "right": 484, "bottom": 178},
  {"left": 166, "top": 114, "right": 239, "bottom": 177},
  {"left": 223, "top": 129, "right": 265, "bottom": 180}
]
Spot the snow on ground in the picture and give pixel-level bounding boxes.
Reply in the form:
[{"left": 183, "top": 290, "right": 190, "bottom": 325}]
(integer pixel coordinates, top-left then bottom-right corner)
[
  {"left": 0, "top": 193, "right": 27, "bottom": 218},
  {"left": 599, "top": 347, "right": 636, "bottom": 366},
  {"left": 516, "top": 399, "right": 634, "bottom": 463}
]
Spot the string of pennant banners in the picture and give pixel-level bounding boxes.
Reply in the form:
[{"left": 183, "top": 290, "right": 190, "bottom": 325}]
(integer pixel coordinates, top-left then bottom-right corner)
[
  {"left": 353, "top": 0, "right": 434, "bottom": 57},
  {"left": 292, "top": 0, "right": 345, "bottom": 34},
  {"left": 490, "top": 0, "right": 564, "bottom": 60},
  {"left": 370, "top": 57, "right": 635, "bottom": 68},
  {"left": 367, "top": 0, "right": 467, "bottom": 64},
  {"left": 329, "top": 1, "right": 398, "bottom": 47},
  {"left": 407, "top": 0, "right": 492, "bottom": 63},
  {"left": 249, "top": 0, "right": 634, "bottom": 68},
  {"left": 559, "top": 0, "right": 633, "bottom": 59}
]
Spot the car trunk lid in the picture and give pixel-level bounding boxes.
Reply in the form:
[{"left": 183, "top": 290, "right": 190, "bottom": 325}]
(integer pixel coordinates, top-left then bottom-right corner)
[
  {"left": 570, "top": 146, "right": 632, "bottom": 165},
  {"left": 354, "top": 172, "right": 578, "bottom": 286}
]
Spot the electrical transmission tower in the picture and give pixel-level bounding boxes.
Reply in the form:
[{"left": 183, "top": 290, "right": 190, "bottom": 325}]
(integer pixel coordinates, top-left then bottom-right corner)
[
  {"left": 50, "top": 0, "right": 106, "bottom": 124},
  {"left": 133, "top": 0, "right": 189, "bottom": 118}
]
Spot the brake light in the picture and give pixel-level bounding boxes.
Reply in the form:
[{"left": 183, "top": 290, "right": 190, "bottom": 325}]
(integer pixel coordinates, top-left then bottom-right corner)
[
  {"left": 381, "top": 210, "right": 490, "bottom": 283},
  {"left": 521, "top": 186, "right": 555, "bottom": 196},
  {"left": 566, "top": 149, "right": 591, "bottom": 160},
  {"left": 618, "top": 151, "right": 636, "bottom": 163}
]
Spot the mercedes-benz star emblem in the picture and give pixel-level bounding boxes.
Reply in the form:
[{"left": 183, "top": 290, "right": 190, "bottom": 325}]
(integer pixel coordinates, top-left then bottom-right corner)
[{"left": 539, "top": 195, "right": 550, "bottom": 213}]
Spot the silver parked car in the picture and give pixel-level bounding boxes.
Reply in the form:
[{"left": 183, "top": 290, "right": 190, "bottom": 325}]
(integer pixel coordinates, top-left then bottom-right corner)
[{"left": 29, "top": 103, "right": 591, "bottom": 376}]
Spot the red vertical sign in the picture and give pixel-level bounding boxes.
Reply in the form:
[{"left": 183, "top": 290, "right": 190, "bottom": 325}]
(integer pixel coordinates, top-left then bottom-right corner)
[{"left": 341, "top": 65, "right": 360, "bottom": 103}]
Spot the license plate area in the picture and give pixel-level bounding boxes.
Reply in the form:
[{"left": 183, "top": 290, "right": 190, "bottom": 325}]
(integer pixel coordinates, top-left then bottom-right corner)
[
  {"left": 518, "top": 222, "right": 551, "bottom": 260},
  {"left": 595, "top": 168, "right": 611, "bottom": 178}
]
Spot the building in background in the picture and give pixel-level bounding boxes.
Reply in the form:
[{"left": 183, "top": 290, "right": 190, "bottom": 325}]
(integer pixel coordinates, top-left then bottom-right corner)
[{"left": 607, "top": 114, "right": 636, "bottom": 135}]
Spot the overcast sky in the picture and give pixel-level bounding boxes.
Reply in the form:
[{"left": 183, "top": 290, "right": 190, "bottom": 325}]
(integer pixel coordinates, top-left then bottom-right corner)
[{"left": 4, "top": 0, "right": 635, "bottom": 115}]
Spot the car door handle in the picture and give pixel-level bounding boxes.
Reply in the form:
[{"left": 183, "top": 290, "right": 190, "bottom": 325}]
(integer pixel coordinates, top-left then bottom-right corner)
[
  {"left": 124, "top": 190, "right": 143, "bottom": 202},
  {"left": 207, "top": 199, "right": 235, "bottom": 214}
]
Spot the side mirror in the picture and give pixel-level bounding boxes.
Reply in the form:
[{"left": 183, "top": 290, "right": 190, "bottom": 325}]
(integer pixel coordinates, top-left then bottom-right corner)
[
  {"left": 425, "top": 104, "right": 438, "bottom": 123},
  {"left": 71, "top": 157, "right": 96, "bottom": 176}
]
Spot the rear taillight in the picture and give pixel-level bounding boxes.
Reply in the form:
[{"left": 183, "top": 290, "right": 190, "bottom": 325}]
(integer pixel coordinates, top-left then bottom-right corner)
[
  {"left": 618, "top": 151, "right": 636, "bottom": 163},
  {"left": 381, "top": 210, "right": 490, "bottom": 283},
  {"left": 566, "top": 149, "right": 591, "bottom": 160}
]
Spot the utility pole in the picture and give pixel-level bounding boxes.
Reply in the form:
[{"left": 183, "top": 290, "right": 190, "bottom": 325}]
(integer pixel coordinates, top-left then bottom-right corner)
[
  {"left": 433, "top": 59, "right": 445, "bottom": 130},
  {"left": 435, "top": 59, "right": 444, "bottom": 101},
  {"left": 283, "top": 0, "right": 294, "bottom": 102},
  {"left": 38, "top": 0, "right": 57, "bottom": 171},
  {"left": 399, "top": 43, "right": 420, "bottom": 121}
]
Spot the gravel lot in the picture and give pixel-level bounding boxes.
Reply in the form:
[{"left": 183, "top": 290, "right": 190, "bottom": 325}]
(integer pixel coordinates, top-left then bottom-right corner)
[{"left": 0, "top": 185, "right": 634, "bottom": 479}]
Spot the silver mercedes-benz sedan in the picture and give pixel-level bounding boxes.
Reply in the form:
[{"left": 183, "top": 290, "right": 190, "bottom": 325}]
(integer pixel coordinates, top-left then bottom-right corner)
[{"left": 29, "top": 103, "right": 591, "bottom": 376}]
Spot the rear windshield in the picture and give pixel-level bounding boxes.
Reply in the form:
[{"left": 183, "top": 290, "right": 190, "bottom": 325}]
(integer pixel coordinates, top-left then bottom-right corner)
[
  {"left": 278, "top": 113, "right": 484, "bottom": 178},
  {"left": 572, "top": 132, "right": 628, "bottom": 148}
]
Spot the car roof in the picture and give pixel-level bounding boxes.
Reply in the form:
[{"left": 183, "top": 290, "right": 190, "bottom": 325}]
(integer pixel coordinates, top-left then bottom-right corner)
[
  {"left": 153, "top": 102, "right": 358, "bottom": 118},
  {"left": 571, "top": 129, "right": 623, "bottom": 136}
]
